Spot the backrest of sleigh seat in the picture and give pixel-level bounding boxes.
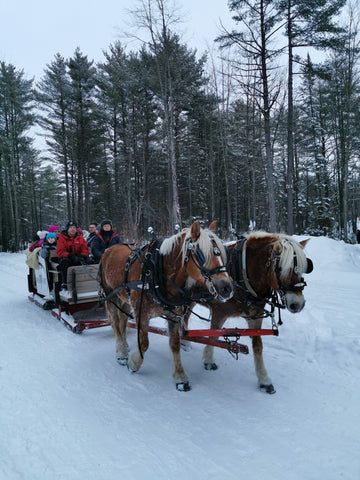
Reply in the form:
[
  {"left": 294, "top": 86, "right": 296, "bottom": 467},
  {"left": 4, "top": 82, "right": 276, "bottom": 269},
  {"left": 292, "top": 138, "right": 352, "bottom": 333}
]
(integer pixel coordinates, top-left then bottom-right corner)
[
  {"left": 47, "top": 249, "right": 59, "bottom": 283},
  {"left": 65, "top": 264, "right": 100, "bottom": 304}
]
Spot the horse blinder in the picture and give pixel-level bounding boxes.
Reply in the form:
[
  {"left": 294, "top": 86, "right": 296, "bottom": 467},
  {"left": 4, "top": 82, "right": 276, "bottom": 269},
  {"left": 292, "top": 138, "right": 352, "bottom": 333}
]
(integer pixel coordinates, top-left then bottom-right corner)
[
  {"left": 306, "top": 258, "right": 313, "bottom": 274},
  {"left": 282, "top": 257, "right": 312, "bottom": 294},
  {"left": 185, "top": 239, "right": 228, "bottom": 282}
]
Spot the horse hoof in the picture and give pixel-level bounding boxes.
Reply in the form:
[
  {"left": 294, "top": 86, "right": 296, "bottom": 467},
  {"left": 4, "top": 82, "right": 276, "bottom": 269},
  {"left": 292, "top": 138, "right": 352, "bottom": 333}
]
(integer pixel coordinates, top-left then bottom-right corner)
[
  {"left": 116, "top": 356, "right": 128, "bottom": 366},
  {"left": 260, "top": 383, "right": 276, "bottom": 394},
  {"left": 176, "top": 382, "right": 191, "bottom": 392},
  {"left": 180, "top": 340, "right": 192, "bottom": 352},
  {"left": 204, "top": 362, "right": 218, "bottom": 371},
  {"left": 127, "top": 362, "right": 138, "bottom": 373}
]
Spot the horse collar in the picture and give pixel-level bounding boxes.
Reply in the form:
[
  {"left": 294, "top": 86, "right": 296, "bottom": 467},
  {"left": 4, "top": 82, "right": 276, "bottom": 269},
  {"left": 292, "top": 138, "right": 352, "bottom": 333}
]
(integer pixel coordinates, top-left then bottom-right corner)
[{"left": 235, "top": 237, "right": 259, "bottom": 298}]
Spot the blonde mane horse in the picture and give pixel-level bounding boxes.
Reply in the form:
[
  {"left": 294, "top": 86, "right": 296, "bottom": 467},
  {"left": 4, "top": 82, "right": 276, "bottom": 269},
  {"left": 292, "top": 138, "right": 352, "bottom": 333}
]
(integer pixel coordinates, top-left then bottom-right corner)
[
  {"left": 100, "top": 221, "right": 233, "bottom": 391},
  {"left": 185, "top": 231, "right": 313, "bottom": 394}
]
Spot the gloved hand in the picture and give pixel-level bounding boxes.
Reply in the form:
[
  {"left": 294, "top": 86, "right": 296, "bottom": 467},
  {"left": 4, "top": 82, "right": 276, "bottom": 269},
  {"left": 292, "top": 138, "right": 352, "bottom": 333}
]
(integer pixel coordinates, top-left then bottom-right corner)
[
  {"left": 68, "top": 254, "right": 80, "bottom": 263},
  {"left": 80, "top": 255, "right": 88, "bottom": 264}
]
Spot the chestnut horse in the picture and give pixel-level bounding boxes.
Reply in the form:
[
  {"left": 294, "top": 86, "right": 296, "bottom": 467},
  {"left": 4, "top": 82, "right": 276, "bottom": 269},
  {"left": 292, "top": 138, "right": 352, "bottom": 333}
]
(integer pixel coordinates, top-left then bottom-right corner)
[
  {"left": 100, "top": 221, "right": 233, "bottom": 391},
  {"left": 185, "top": 231, "right": 313, "bottom": 394}
]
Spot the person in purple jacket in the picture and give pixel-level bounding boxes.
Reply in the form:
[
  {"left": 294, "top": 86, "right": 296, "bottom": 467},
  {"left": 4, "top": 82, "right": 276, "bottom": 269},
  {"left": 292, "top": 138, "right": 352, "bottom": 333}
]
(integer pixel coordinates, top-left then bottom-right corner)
[{"left": 91, "top": 219, "right": 122, "bottom": 262}]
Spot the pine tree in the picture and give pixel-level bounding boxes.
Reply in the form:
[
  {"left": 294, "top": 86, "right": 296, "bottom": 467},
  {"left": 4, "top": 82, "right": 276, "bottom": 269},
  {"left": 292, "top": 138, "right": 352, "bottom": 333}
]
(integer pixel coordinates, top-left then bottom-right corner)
[
  {"left": 0, "top": 62, "right": 35, "bottom": 250},
  {"left": 219, "top": 0, "right": 283, "bottom": 231},
  {"left": 277, "top": 0, "right": 346, "bottom": 233},
  {"left": 68, "top": 48, "right": 104, "bottom": 226},
  {"left": 36, "top": 54, "right": 72, "bottom": 218}
]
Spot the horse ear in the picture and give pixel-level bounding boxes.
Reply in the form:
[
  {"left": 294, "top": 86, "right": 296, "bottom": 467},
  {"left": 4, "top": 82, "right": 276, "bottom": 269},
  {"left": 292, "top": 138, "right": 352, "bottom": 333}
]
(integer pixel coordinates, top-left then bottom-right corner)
[
  {"left": 299, "top": 238, "right": 310, "bottom": 248},
  {"left": 273, "top": 240, "right": 283, "bottom": 255},
  {"left": 209, "top": 221, "right": 217, "bottom": 233},
  {"left": 190, "top": 221, "right": 201, "bottom": 241}
]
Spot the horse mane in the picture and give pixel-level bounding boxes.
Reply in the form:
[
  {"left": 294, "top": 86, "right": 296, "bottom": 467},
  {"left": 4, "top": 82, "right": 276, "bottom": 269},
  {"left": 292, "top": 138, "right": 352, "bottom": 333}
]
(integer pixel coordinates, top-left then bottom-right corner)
[
  {"left": 160, "top": 227, "right": 227, "bottom": 266},
  {"left": 246, "top": 231, "right": 308, "bottom": 280}
]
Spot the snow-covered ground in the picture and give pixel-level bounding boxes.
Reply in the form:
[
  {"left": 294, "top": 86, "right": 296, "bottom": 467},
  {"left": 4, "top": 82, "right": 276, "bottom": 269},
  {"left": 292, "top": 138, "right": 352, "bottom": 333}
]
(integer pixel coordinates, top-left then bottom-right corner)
[{"left": 1, "top": 236, "right": 359, "bottom": 480}]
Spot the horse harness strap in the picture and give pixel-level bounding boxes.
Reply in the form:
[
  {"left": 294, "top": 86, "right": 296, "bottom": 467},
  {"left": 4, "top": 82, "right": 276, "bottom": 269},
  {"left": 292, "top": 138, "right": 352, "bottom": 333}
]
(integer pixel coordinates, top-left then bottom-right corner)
[
  {"left": 235, "top": 237, "right": 258, "bottom": 298},
  {"left": 141, "top": 240, "right": 186, "bottom": 309}
]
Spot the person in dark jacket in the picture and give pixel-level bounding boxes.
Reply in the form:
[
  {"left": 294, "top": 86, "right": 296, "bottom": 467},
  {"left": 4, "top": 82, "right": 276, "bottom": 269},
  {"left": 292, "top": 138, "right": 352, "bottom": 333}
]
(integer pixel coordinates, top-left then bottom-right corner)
[
  {"left": 86, "top": 222, "right": 98, "bottom": 250},
  {"left": 56, "top": 221, "right": 89, "bottom": 288},
  {"left": 91, "top": 219, "right": 122, "bottom": 262}
]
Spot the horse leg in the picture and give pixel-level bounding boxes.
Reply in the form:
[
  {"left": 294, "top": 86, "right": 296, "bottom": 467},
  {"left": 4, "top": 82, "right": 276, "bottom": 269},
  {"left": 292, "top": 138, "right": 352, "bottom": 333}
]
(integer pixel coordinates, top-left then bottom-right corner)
[
  {"left": 203, "top": 307, "right": 224, "bottom": 371},
  {"left": 180, "top": 307, "right": 192, "bottom": 352},
  {"left": 106, "top": 299, "right": 129, "bottom": 365},
  {"left": 168, "top": 320, "right": 190, "bottom": 391},
  {"left": 248, "top": 317, "right": 275, "bottom": 394},
  {"left": 128, "top": 314, "right": 149, "bottom": 373}
]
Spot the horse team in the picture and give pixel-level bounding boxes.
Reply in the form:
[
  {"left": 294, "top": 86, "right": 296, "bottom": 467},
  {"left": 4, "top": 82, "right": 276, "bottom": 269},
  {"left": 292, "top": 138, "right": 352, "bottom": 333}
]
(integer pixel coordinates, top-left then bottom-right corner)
[{"left": 100, "top": 221, "right": 313, "bottom": 394}]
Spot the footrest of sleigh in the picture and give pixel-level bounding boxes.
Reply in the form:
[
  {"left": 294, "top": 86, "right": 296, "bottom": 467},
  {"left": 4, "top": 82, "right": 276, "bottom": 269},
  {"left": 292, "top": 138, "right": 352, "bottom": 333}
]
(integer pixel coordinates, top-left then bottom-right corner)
[
  {"left": 51, "top": 309, "right": 110, "bottom": 334},
  {"left": 72, "top": 320, "right": 111, "bottom": 333}
]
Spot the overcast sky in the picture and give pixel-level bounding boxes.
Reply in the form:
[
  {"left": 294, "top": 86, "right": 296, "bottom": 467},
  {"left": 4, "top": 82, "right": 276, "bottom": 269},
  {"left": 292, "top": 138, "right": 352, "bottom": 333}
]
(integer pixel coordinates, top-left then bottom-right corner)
[{"left": 0, "top": 0, "right": 233, "bottom": 81}]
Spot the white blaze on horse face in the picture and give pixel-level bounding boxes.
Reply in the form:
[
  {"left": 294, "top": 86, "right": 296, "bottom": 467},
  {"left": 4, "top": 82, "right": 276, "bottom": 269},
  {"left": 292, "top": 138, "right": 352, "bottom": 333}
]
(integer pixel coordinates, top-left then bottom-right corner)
[
  {"left": 185, "top": 276, "right": 197, "bottom": 290},
  {"left": 205, "top": 246, "right": 233, "bottom": 302},
  {"left": 285, "top": 291, "right": 305, "bottom": 313}
]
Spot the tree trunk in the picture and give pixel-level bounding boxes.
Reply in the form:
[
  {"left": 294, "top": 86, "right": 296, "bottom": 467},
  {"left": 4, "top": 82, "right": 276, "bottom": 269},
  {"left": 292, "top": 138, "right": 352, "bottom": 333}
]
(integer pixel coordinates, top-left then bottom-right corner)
[{"left": 286, "top": 1, "right": 295, "bottom": 234}]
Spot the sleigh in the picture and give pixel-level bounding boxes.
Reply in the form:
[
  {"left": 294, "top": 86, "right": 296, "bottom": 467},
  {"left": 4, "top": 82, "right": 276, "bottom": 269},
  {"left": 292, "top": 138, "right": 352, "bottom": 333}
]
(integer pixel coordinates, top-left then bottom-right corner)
[{"left": 27, "top": 250, "right": 109, "bottom": 333}]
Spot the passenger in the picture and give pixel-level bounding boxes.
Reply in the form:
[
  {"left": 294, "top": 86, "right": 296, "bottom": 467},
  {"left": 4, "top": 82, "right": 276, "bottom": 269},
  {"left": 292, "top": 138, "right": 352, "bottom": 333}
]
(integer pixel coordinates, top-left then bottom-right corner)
[
  {"left": 48, "top": 225, "right": 60, "bottom": 238},
  {"left": 40, "top": 232, "right": 57, "bottom": 259},
  {"left": 86, "top": 222, "right": 98, "bottom": 249},
  {"left": 29, "top": 230, "right": 47, "bottom": 252},
  {"left": 56, "top": 221, "right": 89, "bottom": 289},
  {"left": 91, "top": 219, "right": 122, "bottom": 263}
]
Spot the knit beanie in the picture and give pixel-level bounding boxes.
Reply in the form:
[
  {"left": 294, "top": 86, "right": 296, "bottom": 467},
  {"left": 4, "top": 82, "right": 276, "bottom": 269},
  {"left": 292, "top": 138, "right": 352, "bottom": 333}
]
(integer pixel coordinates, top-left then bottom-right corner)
[
  {"left": 46, "top": 232, "right": 57, "bottom": 241},
  {"left": 48, "top": 225, "right": 59, "bottom": 233},
  {"left": 101, "top": 219, "right": 112, "bottom": 228},
  {"left": 66, "top": 221, "right": 77, "bottom": 229}
]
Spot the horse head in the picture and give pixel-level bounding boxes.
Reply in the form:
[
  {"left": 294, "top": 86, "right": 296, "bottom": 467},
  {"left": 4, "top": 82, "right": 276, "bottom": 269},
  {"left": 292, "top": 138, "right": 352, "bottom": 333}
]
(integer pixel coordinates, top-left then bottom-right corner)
[
  {"left": 161, "top": 221, "right": 233, "bottom": 303},
  {"left": 271, "top": 236, "right": 313, "bottom": 313}
]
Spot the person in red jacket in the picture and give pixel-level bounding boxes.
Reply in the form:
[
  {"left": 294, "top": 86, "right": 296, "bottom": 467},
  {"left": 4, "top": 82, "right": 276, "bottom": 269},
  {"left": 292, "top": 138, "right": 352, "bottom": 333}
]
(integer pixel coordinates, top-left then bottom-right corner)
[{"left": 56, "top": 221, "right": 89, "bottom": 289}]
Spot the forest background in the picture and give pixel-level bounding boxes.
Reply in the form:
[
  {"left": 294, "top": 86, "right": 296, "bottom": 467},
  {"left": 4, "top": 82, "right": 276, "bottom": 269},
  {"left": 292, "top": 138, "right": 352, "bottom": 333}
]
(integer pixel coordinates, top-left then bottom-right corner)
[{"left": 0, "top": 0, "right": 359, "bottom": 250}]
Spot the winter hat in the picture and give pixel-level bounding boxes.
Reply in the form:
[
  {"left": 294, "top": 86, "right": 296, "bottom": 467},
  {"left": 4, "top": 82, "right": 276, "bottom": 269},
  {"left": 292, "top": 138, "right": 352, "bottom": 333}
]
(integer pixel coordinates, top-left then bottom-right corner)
[
  {"left": 46, "top": 232, "right": 57, "bottom": 241},
  {"left": 101, "top": 219, "right": 112, "bottom": 228},
  {"left": 48, "top": 225, "right": 59, "bottom": 233},
  {"left": 66, "top": 221, "right": 77, "bottom": 229},
  {"left": 37, "top": 230, "right": 48, "bottom": 239}
]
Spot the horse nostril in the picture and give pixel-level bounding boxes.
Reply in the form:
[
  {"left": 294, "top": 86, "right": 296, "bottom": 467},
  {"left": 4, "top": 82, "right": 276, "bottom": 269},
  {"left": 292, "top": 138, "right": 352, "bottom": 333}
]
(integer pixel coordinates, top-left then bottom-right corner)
[
  {"left": 221, "top": 284, "right": 233, "bottom": 299},
  {"left": 290, "top": 303, "right": 301, "bottom": 312}
]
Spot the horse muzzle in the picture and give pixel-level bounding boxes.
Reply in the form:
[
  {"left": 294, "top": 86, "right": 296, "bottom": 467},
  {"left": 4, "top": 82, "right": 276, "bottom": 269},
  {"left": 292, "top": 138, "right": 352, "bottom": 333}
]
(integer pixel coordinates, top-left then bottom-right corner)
[
  {"left": 211, "top": 277, "right": 234, "bottom": 303},
  {"left": 285, "top": 291, "right": 305, "bottom": 313}
]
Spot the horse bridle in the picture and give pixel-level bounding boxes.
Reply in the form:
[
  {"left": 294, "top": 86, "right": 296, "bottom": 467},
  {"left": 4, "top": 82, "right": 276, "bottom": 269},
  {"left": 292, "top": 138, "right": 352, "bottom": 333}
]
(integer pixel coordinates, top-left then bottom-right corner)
[
  {"left": 184, "top": 236, "right": 228, "bottom": 298},
  {"left": 271, "top": 242, "right": 313, "bottom": 297},
  {"left": 272, "top": 250, "right": 306, "bottom": 295}
]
